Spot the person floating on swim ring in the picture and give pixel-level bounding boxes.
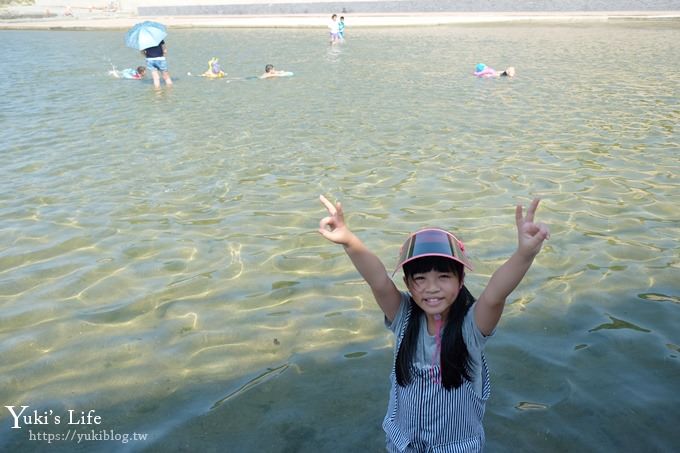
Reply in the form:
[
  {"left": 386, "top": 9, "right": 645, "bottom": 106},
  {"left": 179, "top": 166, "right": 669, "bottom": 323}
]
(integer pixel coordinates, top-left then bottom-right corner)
[
  {"left": 202, "top": 57, "right": 225, "bottom": 78},
  {"left": 474, "top": 63, "right": 515, "bottom": 78}
]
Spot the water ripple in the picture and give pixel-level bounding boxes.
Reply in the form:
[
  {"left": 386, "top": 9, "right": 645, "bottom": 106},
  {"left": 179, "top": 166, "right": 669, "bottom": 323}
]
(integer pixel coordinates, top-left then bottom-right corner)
[{"left": 0, "top": 24, "right": 679, "bottom": 451}]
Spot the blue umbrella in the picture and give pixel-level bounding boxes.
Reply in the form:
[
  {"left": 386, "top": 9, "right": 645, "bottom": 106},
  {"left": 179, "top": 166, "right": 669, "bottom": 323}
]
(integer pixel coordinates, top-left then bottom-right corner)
[{"left": 125, "top": 21, "right": 167, "bottom": 51}]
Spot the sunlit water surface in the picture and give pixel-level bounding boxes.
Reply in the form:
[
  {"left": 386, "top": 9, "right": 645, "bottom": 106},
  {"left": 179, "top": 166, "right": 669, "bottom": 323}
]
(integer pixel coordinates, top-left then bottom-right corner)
[{"left": 0, "top": 22, "right": 678, "bottom": 452}]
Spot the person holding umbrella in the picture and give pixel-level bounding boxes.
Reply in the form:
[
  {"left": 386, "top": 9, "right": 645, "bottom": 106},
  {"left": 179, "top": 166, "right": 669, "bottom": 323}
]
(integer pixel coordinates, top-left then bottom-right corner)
[
  {"left": 125, "top": 21, "right": 173, "bottom": 89},
  {"left": 142, "top": 40, "right": 172, "bottom": 89}
]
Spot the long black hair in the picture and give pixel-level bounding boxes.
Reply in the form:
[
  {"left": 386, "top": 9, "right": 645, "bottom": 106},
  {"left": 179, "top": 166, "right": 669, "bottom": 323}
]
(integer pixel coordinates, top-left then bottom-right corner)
[{"left": 396, "top": 256, "right": 476, "bottom": 390}]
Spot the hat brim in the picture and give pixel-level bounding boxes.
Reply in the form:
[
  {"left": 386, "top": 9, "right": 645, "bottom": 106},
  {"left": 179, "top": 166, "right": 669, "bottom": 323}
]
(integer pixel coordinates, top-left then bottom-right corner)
[{"left": 393, "top": 228, "right": 473, "bottom": 276}]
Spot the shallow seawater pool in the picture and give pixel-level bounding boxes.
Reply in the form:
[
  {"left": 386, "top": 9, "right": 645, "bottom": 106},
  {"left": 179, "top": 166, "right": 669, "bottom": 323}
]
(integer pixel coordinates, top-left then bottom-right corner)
[{"left": 0, "top": 21, "right": 679, "bottom": 452}]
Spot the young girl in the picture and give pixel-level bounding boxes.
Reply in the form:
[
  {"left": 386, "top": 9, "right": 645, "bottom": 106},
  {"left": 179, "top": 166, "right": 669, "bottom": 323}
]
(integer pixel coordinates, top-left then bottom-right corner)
[{"left": 318, "top": 195, "right": 549, "bottom": 452}]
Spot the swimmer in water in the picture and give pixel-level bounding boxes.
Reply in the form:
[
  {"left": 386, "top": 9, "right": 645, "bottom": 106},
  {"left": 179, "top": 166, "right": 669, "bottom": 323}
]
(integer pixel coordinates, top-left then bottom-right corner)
[
  {"left": 473, "top": 63, "right": 515, "bottom": 78},
  {"left": 109, "top": 65, "right": 146, "bottom": 80},
  {"left": 259, "top": 64, "right": 292, "bottom": 79}
]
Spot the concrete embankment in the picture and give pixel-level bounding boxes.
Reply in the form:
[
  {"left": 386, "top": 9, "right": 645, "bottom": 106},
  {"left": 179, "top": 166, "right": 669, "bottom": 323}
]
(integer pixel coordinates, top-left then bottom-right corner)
[
  {"left": 1, "top": 0, "right": 679, "bottom": 29},
  {"left": 131, "top": 0, "right": 680, "bottom": 17}
]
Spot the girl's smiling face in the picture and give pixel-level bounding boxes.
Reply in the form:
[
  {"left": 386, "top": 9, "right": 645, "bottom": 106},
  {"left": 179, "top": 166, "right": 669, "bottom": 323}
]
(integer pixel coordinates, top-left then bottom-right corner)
[{"left": 404, "top": 269, "right": 463, "bottom": 322}]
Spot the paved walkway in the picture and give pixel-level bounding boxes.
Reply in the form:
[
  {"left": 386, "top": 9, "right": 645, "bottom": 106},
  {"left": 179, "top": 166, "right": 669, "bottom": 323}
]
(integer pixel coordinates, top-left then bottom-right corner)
[
  {"left": 1, "top": 1, "right": 678, "bottom": 30},
  {"left": 136, "top": 0, "right": 680, "bottom": 16}
]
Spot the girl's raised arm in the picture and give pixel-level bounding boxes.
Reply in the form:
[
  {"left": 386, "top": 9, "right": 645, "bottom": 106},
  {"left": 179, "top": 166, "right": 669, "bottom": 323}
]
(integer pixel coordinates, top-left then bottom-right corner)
[
  {"left": 318, "top": 195, "right": 401, "bottom": 321},
  {"left": 475, "top": 198, "right": 550, "bottom": 336}
]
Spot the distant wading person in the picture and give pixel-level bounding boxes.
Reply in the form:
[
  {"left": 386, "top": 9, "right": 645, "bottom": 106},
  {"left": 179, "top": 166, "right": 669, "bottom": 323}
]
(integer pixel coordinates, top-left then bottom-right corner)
[
  {"left": 328, "top": 14, "right": 340, "bottom": 44},
  {"left": 338, "top": 16, "right": 346, "bottom": 41}
]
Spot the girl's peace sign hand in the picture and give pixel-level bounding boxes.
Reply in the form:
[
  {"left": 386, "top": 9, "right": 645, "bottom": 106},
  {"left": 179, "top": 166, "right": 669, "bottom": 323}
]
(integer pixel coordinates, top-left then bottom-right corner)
[
  {"left": 516, "top": 198, "right": 550, "bottom": 258},
  {"left": 318, "top": 195, "right": 353, "bottom": 246}
]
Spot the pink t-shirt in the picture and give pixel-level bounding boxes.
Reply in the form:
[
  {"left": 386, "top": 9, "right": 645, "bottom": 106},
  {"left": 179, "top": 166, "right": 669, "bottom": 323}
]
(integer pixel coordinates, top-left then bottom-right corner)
[{"left": 473, "top": 67, "right": 498, "bottom": 78}]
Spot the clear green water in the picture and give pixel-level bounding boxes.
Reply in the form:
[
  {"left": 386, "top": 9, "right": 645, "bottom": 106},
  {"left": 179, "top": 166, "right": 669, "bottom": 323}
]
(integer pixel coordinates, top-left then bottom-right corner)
[{"left": 0, "top": 22, "right": 678, "bottom": 452}]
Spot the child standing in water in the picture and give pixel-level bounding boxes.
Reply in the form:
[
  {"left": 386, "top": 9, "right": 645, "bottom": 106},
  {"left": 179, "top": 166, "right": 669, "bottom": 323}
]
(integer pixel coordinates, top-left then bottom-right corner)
[
  {"left": 338, "top": 16, "right": 346, "bottom": 41},
  {"left": 328, "top": 14, "right": 340, "bottom": 44},
  {"left": 317, "top": 195, "right": 549, "bottom": 451}
]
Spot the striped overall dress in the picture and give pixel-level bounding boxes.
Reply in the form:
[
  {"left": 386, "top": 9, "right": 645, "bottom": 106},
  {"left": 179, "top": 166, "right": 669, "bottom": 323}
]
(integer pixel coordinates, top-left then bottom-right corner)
[{"left": 383, "top": 302, "right": 492, "bottom": 452}]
